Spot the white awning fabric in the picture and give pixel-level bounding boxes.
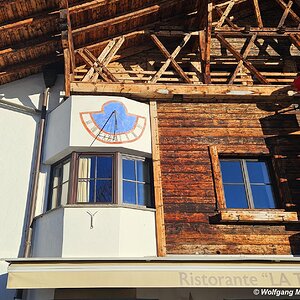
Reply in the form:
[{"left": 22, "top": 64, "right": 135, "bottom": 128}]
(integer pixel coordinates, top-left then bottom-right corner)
[{"left": 7, "top": 260, "right": 300, "bottom": 289}]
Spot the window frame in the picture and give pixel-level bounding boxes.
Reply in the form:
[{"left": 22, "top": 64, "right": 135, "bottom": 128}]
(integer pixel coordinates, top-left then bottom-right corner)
[
  {"left": 48, "top": 155, "right": 72, "bottom": 210},
  {"left": 219, "top": 157, "right": 277, "bottom": 209},
  {"left": 47, "top": 152, "right": 154, "bottom": 210},
  {"left": 121, "top": 154, "right": 152, "bottom": 206},
  {"left": 209, "top": 145, "right": 298, "bottom": 223}
]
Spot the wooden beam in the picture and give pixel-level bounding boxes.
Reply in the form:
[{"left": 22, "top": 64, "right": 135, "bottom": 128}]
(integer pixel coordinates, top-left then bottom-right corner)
[
  {"left": 77, "top": 48, "right": 118, "bottom": 82},
  {"left": 72, "top": 0, "right": 183, "bottom": 37},
  {"left": 0, "top": 0, "right": 120, "bottom": 34},
  {"left": 150, "top": 34, "right": 192, "bottom": 83},
  {"left": 252, "top": 0, "right": 263, "bottom": 28},
  {"left": 64, "top": 48, "right": 71, "bottom": 97},
  {"left": 92, "top": 37, "right": 125, "bottom": 82},
  {"left": 82, "top": 40, "right": 117, "bottom": 82},
  {"left": 215, "top": 0, "right": 235, "bottom": 29},
  {"left": 215, "top": 0, "right": 248, "bottom": 8},
  {"left": 215, "top": 6, "right": 239, "bottom": 29},
  {"left": 218, "top": 210, "right": 298, "bottom": 223},
  {"left": 289, "top": 33, "right": 300, "bottom": 51},
  {"left": 205, "top": 0, "right": 213, "bottom": 83},
  {"left": 229, "top": 34, "right": 257, "bottom": 84},
  {"left": 150, "top": 34, "right": 191, "bottom": 83},
  {"left": 197, "top": 0, "right": 208, "bottom": 82},
  {"left": 149, "top": 101, "right": 166, "bottom": 257},
  {"left": 75, "top": 30, "right": 145, "bottom": 55},
  {"left": 274, "top": 0, "right": 300, "bottom": 26},
  {"left": 215, "top": 34, "right": 269, "bottom": 84},
  {"left": 278, "top": 0, "right": 294, "bottom": 28},
  {"left": 209, "top": 146, "right": 226, "bottom": 210},
  {"left": 0, "top": 55, "right": 60, "bottom": 82},
  {"left": 70, "top": 82, "right": 296, "bottom": 101},
  {"left": 103, "top": 37, "right": 125, "bottom": 66},
  {"left": 60, "top": 0, "right": 75, "bottom": 73}
]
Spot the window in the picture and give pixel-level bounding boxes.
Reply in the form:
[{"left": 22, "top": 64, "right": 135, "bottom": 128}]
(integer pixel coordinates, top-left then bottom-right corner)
[
  {"left": 220, "top": 158, "right": 277, "bottom": 209},
  {"left": 48, "top": 159, "right": 70, "bottom": 209},
  {"left": 77, "top": 155, "right": 113, "bottom": 203},
  {"left": 48, "top": 153, "right": 153, "bottom": 209},
  {"left": 122, "top": 156, "right": 151, "bottom": 206},
  {"left": 209, "top": 146, "right": 298, "bottom": 223}
]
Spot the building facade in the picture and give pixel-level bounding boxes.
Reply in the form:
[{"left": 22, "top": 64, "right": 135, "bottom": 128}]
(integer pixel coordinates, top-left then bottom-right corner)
[{"left": 1, "top": 0, "right": 300, "bottom": 299}]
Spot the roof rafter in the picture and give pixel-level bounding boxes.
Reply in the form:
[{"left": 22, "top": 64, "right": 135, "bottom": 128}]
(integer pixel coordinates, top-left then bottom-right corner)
[{"left": 72, "top": 0, "right": 184, "bottom": 37}]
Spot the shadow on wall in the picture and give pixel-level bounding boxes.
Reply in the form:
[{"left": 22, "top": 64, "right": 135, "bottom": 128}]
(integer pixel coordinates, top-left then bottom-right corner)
[
  {"left": 0, "top": 273, "right": 14, "bottom": 299},
  {"left": 0, "top": 73, "right": 45, "bottom": 110},
  {"left": 259, "top": 105, "right": 300, "bottom": 255},
  {"left": 0, "top": 72, "right": 64, "bottom": 112}
]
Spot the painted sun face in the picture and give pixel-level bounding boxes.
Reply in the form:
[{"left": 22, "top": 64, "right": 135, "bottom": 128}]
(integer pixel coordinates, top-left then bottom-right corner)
[{"left": 80, "top": 101, "right": 146, "bottom": 144}]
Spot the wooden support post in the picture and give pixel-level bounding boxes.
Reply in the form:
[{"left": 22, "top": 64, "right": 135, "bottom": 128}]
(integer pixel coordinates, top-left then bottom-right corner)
[
  {"left": 209, "top": 146, "right": 226, "bottom": 210},
  {"left": 149, "top": 34, "right": 191, "bottom": 83},
  {"left": 205, "top": 0, "right": 212, "bottom": 83},
  {"left": 252, "top": 0, "right": 263, "bottom": 28},
  {"left": 60, "top": 0, "right": 75, "bottom": 97},
  {"left": 197, "top": 0, "right": 208, "bottom": 81},
  {"left": 64, "top": 48, "right": 71, "bottom": 97},
  {"left": 150, "top": 34, "right": 192, "bottom": 83},
  {"left": 216, "top": 34, "right": 269, "bottom": 84},
  {"left": 149, "top": 101, "right": 166, "bottom": 257}
]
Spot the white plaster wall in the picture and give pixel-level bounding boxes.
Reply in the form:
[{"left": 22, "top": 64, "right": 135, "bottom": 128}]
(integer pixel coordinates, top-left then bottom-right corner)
[
  {"left": 62, "top": 206, "right": 156, "bottom": 257},
  {"left": 43, "top": 98, "right": 72, "bottom": 164},
  {"left": 63, "top": 207, "right": 121, "bottom": 257},
  {"left": 31, "top": 209, "right": 64, "bottom": 257},
  {"left": 118, "top": 208, "right": 157, "bottom": 257},
  {"left": 0, "top": 74, "right": 64, "bottom": 300},
  {"left": 32, "top": 206, "right": 157, "bottom": 258}
]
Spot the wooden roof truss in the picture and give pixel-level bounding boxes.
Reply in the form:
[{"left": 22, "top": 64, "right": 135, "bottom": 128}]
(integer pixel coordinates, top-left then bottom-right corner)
[{"left": 0, "top": 0, "right": 299, "bottom": 100}]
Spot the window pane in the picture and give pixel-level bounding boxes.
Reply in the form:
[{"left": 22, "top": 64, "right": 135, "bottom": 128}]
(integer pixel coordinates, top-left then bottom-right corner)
[
  {"left": 123, "top": 159, "right": 136, "bottom": 180},
  {"left": 123, "top": 181, "right": 136, "bottom": 204},
  {"left": 247, "top": 161, "right": 271, "bottom": 184},
  {"left": 62, "top": 161, "right": 70, "bottom": 183},
  {"left": 61, "top": 182, "right": 69, "bottom": 205},
  {"left": 137, "top": 160, "right": 149, "bottom": 183},
  {"left": 50, "top": 187, "right": 58, "bottom": 209},
  {"left": 95, "top": 180, "right": 112, "bottom": 203},
  {"left": 224, "top": 185, "right": 248, "bottom": 208},
  {"left": 138, "top": 183, "right": 150, "bottom": 206},
  {"left": 77, "top": 179, "right": 94, "bottom": 203},
  {"left": 220, "top": 161, "right": 244, "bottom": 183},
  {"left": 52, "top": 165, "right": 61, "bottom": 187},
  {"left": 78, "top": 157, "right": 96, "bottom": 179},
  {"left": 96, "top": 156, "right": 112, "bottom": 179},
  {"left": 251, "top": 185, "right": 276, "bottom": 208}
]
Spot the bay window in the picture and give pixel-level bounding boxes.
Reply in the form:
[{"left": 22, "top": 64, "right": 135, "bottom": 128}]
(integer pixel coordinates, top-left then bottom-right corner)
[{"left": 48, "top": 153, "right": 153, "bottom": 210}]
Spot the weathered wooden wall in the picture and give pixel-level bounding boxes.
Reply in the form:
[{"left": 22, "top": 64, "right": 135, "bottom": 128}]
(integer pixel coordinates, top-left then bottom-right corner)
[{"left": 157, "top": 102, "right": 300, "bottom": 255}]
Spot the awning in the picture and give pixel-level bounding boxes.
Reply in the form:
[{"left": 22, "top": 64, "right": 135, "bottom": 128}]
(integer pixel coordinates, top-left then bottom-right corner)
[{"left": 7, "top": 259, "right": 300, "bottom": 289}]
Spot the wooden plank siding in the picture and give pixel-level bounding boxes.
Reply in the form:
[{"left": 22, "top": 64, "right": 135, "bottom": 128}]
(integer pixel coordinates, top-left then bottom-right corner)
[{"left": 157, "top": 102, "right": 300, "bottom": 255}]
